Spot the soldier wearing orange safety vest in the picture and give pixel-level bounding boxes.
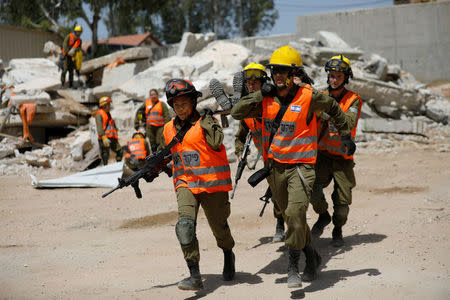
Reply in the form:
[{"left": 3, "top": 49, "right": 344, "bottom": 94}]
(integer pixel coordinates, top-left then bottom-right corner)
[
  {"left": 234, "top": 63, "right": 286, "bottom": 243},
  {"left": 95, "top": 96, "right": 123, "bottom": 165},
  {"left": 160, "top": 79, "right": 235, "bottom": 291},
  {"left": 310, "top": 55, "right": 362, "bottom": 247},
  {"left": 231, "top": 46, "right": 355, "bottom": 288},
  {"left": 122, "top": 130, "right": 150, "bottom": 178},
  {"left": 134, "top": 89, "right": 171, "bottom": 153},
  {"left": 61, "top": 25, "right": 82, "bottom": 88}
]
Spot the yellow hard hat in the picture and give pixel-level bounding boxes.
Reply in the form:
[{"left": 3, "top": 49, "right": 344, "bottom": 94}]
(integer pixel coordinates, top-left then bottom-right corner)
[
  {"left": 243, "top": 62, "right": 267, "bottom": 80},
  {"left": 99, "top": 96, "right": 112, "bottom": 107},
  {"left": 268, "top": 45, "right": 303, "bottom": 68},
  {"left": 325, "top": 54, "right": 353, "bottom": 78},
  {"left": 132, "top": 130, "right": 145, "bottom": 139},
  {"left": 74, "top": 25, "right": 82, "bottom": 32}
]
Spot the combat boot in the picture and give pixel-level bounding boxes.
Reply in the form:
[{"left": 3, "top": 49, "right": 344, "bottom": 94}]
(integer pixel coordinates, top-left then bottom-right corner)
[
  {"left": 287, "top": 249, "right": 302, "bottom": 288},
  {"left": 302, "top": 245, "right": 321, "bottom": 281},
  {"left": 331, "top": 226, "right": 344, "bottom": 247},
  {"left": 311, "top": 211, "right": 331, "bottom": 237},
  {"left": 272, "top": 217, "right": 285, "bottom": 242},
  {"left": 178, "top": 261, "right": 203, "bottom": 290},
  {"left": 222, "top": 249, "right": 235, "bottom": 281}
]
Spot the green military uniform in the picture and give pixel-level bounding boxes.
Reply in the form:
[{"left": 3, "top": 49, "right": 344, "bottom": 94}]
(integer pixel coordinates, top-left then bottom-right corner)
[
  {"left": 122, "top": 139, "right": 151, "bottom": 178},
  {"left": 231, "top": 83, "right": 350, "bottom": 250},
  {"left": 135, "top": 100, "right": 171, "bottom": 152},
  {"left": 95, "top": 112, "right": 123, "bottom": 165},
  {"left": 310, "top": 89, "right": 361, "bottom": 227},
  {"left": 61, "top": 33, "right": 81, "bottom": 88},
  {"left": 160, "top": 111, "right": 235, "bottom": 262}
]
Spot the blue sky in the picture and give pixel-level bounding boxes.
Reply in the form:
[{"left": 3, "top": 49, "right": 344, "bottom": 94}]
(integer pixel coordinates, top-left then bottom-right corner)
[{"left": 81, "top": 0, "right": 394, "bottom": 42}]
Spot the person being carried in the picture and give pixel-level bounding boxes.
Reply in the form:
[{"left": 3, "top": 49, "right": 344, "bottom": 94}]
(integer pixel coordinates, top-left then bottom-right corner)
[
  {"left": 310, "top": 55, "right": 362, "bottom": 247},
  {"left": 134, "top": 89, "right": 171, "bottom": 153},
  {"left": 61, "top": 25, "right": 82, "bottom": 89},
  {"left": 160, "top": 79, "right": 236, "bottom": 291},
  {"left": 95, "top": 96, "right": 123, "bottom": 165},
  {"left": 231, "top": 45, "right": 356, "bottom": 288}
]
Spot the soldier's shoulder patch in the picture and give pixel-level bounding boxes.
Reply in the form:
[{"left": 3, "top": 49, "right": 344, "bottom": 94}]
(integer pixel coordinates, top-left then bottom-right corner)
[{"left": 290, "top": 105, "right": 302, "bottom": 113}]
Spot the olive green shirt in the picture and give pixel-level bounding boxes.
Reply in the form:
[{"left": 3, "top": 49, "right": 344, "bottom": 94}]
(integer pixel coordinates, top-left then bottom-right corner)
[
  {"left": 159, "top": 111, "right": 224, "bottom": 151},
  {"left": 230, "top": 83, "right": 350, "bottom": 136},
  {"left": 95, "top": 110, "right": 118, "bottom": 138},
  {"left": 324, "top": 88, "right": 361, "bottom": 133},
  {"left": 134, "top": 100, "right": 171, "bottom": 129},
  {"left": 62, "top": 33, "right": 82, "bottom": 55}
]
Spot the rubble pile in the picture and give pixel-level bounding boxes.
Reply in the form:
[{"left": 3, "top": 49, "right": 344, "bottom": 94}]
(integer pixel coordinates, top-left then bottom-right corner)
[{"left": 0, "top": 30, "right": 448, "bottom": 175}]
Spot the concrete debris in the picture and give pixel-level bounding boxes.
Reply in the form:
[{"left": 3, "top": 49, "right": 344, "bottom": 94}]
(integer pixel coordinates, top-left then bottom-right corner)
[
  {"left": 363, "top": 54, "right": 388, "bottom": 81},
  {"left": 80, "top": 47, "right": 152, "bottom": 74},
  {"left": 312, "top": 47, "right": 364, "bottom": 65},
  {"left": 359, "top": 118, "right": 427, "bottom": 135},
  {"left": 8, "top": 90, "right": 51, "bottom": 106},
  {"left": 2, "top": 58, "right": 60, "bottom": 88},
  {"left": 177, "top": 32, "right": 215, "bottom": 57},
  {"left": 14, "top": 77, "right": 61, "bottom": 93},
  {"left": 57, "top": 88, "right": 96, "bottom": 104},
  {"left": 425, "top": 96, "right": 449, "bottom": 125},
  {"left": 386, "top": 64, "right": 401, "bottom": 82},
  {"left": 315, "top": 31, "right": 352, "bottom": 50},
  {"left": 93, "top": 63, "right": 137, "bottom": 98},
  {"left": 70, "top": 131, "right": 93, "bottom": 161}
]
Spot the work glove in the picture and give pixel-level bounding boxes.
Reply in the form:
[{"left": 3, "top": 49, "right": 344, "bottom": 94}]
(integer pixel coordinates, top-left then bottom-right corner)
[
  {"left": 261, "top": 82, "right": 277, "bottom": 98},
  {"left": 68, "top": 48, "right": 76, "bottom": 57},
  {"left": 101, "top": 135, "right": 110, "bottom": 147},
  {"left": 200, "top": 108, "right": 214, "bottom": 118},
  {"left": 341, "top": 134, "right": 356, "bottom": 156}
]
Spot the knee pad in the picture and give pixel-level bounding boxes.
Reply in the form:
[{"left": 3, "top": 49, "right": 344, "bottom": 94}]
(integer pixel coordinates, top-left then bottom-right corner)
[
  {"left": 175, "top": 217, "right": 196, "bottom": 246},
  {"left": 332, "top": 205, "right": 349, "bottom": 227}
]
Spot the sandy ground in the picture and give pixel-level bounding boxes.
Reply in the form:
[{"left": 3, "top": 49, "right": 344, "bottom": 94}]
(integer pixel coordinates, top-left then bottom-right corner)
[{"left": 0, "top": 147, "right": 449, "bottom": 299}]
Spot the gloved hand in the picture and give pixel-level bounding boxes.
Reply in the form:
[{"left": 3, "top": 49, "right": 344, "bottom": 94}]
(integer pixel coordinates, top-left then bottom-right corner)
[
  {"left": 261, "top": 82, "right": 277, "bottom": 97},
  {"left": 68, "top": 48, "right": 76, "bottom": 56},
  {"left": 101, "top": 135, "right": 110, "bottom": 147},
  {"left": 341, "top": 134, "right": 356, "bottom": 156},
  {"left": 200, "top": 108, "right": 214, "bottom": 117}
]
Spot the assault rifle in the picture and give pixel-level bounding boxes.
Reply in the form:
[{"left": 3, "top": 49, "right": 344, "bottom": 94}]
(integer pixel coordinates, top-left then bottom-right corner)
[
  {"left": 230, "top": 132, "right": 252, "bottom": 199},
  {"left": 258, "top": 187, "right": 272, "bottom": 217},
  {"left": 102, "top": 150, "right": 172, "bottom": 199}
]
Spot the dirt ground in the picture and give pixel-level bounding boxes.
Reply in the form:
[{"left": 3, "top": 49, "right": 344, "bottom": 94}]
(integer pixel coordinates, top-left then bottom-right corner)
[{"left": 0, "top": 147, "right": 449, "bottom": 299}]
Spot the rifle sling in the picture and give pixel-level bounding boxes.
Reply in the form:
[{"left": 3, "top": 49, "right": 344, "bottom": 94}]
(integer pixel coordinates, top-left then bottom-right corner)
[{"left": 266, "top": 101, "right": 290, "bottom": 167}]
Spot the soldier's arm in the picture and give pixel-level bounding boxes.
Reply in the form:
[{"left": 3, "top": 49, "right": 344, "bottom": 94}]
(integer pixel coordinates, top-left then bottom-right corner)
[
  {"left": 234, "top": 121, "right": 249, "bottom": 157},
  {"left": 62, "top": 35, "right": 70, "bottom": 55},
  {"left": 309, "top": 90, "right": 350, "bottom": 136},
  {"left": 161, "top": 102, "right": 171, "bottom": 123},
  {"left": 200, "top": 115, "right": 223, "bottom": 151},
  {"left": 342, "top": 98, "right": 362, "bottom": 131},
  {"left": 230, "top": 91, "right": 263, "bottom": 120},
  {"left": 95, "top": 113, "right": 105, "bottom": 136}
]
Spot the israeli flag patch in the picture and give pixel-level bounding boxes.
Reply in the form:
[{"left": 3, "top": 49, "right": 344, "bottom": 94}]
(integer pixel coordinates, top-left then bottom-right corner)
[{"left": 290, "top": 105, "right": 302, "bottom": 113}]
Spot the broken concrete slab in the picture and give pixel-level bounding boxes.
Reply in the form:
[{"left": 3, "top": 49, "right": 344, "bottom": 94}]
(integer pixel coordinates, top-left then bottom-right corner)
[
  {"left": 316, "top": 31, "right": 352, "bottom": 49},
  {"left": 2, "top": 58, "right": 59, "bottom": 87},
  {"left": 7, "top": 110, "right": 88, "bottom": 127},
  {"left": 70, "top": 131, "right": 93, "bottom": 161},
  {"left": 177, "top": 32, "right": 215, "bottom": 57},
  {"left": 359, "top": 118, "right": 427, "bottom": 135},
  {"left": 57, "top": 88, "right": 96, "bottom": 104},
  {"left": 386, "top": 64, "right": 401, "bottom": 82},
  {"left": 311, "top": 47, "right": 364, "bottom": 65},
  {"left": 192, "top": 41, "right": 250, "bottom": 73},
  {"left": 14, "top": 77, "right": 61, "bottom": 93},
  {"left": 31, "top": 162, "right": 123, "bottom": 188},
  {"left": 10, "top": 90, "right": 51, "bottom": 106},
  {"left": 52, "top": 98, "right": 92, "bottom": 117},
  {"left": 93, "top": 63, "right": 137, "bottom": 98},
  {"left": 80, "top": 47, "right": 152, "bottom": 74},
  {"left": 363, "top": 54, "right": 388, "bottom": 81},
  {"left": 425, "top": 96, "right": 449, "bottom": 124}
]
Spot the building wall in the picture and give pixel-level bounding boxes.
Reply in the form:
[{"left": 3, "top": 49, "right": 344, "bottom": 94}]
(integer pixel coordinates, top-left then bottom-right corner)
[
  {"left": 0, "top": 25, "right": 63, "bottom": 62},
  {"left": 296, "top": 2, "right": 450, "bottom": 83}
]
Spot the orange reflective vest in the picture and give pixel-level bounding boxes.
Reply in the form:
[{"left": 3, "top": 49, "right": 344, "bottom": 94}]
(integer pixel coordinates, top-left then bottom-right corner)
[
  {"left": 318, "top": 90, "right": 362, "bottom": 160},
  {"left": 163, "top": 119, "right": 232, "bottom": 194},
  {"left": 62, "top": 33, "right": 81, "bottom": 56},
  {"left": 96, "top": 109, "right": 118, "bottom": 140},
  {"left": 262, "top": 85, "right": 318, "bottom": 164},
  {"left": 145, "top": 99, "right": 165, "bottom": 126},
  {"left": 125, "top": 137, "right": 147, "bottom": 160},
  {"left": 243, "top": 118, "right": 263, "bottom": 150}
]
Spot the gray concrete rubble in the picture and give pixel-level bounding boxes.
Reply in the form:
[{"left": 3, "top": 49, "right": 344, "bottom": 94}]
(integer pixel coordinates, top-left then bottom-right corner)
[
  {"left": 57, "top": 89, "right": 96, "bottom": 104},
  {"left": 7, "top": 90, "right": 51, "bottom": 106},
  {"left": 359, "top": 118, "right": 427, "bottom": 135},
  {"left": 315, "top": 31, "right": 352, "bottom": 50},
  {"left": 177, "top": 32, "right": 215, "bottom": 57},
  {"left": 93, "top": 63, "right": 137, "bottom": 98},
  {"left": 1, "top": 58, "right": 60, "bottom": 88},
  {"left": 80, "top": 47, "right": 152, "bottom": 74}
]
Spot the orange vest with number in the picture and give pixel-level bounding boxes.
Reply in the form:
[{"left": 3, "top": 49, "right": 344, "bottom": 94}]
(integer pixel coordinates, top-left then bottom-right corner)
[
  {"left": 125, "top": 137, "right": 147, "bottom": 160},
  {"left": 145, "top": 99, "right": 165, "bottom": 126},
  {"left": 163, "top": 119, "right": 232, "bottom": 194},
  {"left": 96, "top": 109, "right": 118, "bottom": 140},
  {"left": 318, "top": 90, "right": 362, "bottom": 160},
  {"left": 262, "top": 85, "right": 318, "bottom": 164},
  {"left": 243, "top": 118, "right": 263, "bottom": 150},
  {"left": 62, "top": 33, "right": 81, "bottom": 56}
]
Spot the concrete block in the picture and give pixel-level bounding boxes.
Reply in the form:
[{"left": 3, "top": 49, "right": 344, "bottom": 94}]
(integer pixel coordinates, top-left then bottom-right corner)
[
  {"left": 363, "top": 54, "right": 388, "bottom": 81},
  {"left": 70, "top": 131, "right": 93, "bottom": 161},
  {"left": 359, "top": 118, "right": 427, "bottom": 134},
  {"left": 14, "top": 77, "right": 61, "bottom": 93},
  {"left": 102, "top": 63, "right": 137, "bottom": 87},
  {"left": 425, "top": 95, "right": 449, "bottom": 124},
  {"left": 10, "top": 91, "right": 51, "bottom": 106},
  {"left": 311, "top": 47, "right": 364, "bottom": 65},
  {"left": 177, "top": 32, "right": 215, "bottom": 57},
  {"left": 2, "top": 58, "right": 59, "bottom": 87},
  {"left": 315, "top": 31, "right": 351, "bottom": 49},
  {"left": 25, "top": 153, "right": 51, "bottom": 168},
  {"left": 57, "top": 89, "right": 96, "bottom": 104},
  {"left": 386, "top": 64, "right": 401, "bottom": 81},
  {"left": 81, "top": 47, "right": 152, "bottom": 74}
]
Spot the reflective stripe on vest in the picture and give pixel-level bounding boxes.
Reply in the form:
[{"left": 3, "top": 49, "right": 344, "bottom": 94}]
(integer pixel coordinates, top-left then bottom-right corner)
[
  {"left": 317, "top": 90, "right": 362, "bottom": 160},
  {"left": 163, "top": 119, "right": 232, "bottom": 194},
  {"left": 124, "top": 137, "right": 147, "bottom": 160},
  {"left": 261, "top": 86, "right": 318, "bottom": 164},
  {"left": 244, "top": 118, "right": 263, "bottom": 150},
  {"left": 145, "top": 99, "right": 165, "bottom": 126},
  {"left": 96, "top": 109, "right": 118, "bottom": 139}
]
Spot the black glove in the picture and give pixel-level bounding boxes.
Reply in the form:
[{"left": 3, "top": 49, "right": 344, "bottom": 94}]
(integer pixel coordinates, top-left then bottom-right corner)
[
  {"left": 341, "top": 134, "right": 356, "bottom": 156},
  {"left": 261, "top": 82, "right": 277, "bottom": 97},
  {"left": 200, "top": 108, "right": 214, "bottom": 117}
]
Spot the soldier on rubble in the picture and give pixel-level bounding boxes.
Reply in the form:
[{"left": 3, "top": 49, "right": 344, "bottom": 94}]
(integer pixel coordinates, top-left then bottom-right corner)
[
  {"left": 160, "top": 79, "right": 235, "bottom": 290},
  {"left": 95, "top": 96, "right": 123, "bottom": 165},
  {"left": 60, "top": 25, "right": 83, "bottom": 89},
  {"left": 310, "top": 55, "right": 362, "bottom": 247},
  {"left": 134, "top": 89, "right": 171, "bottom": 153},
  {"left": 233, "top": 63, "right": 286, "bottom": 243},
  {"left": 231, "top": 46, "right": 356, "bottom": 288}
]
